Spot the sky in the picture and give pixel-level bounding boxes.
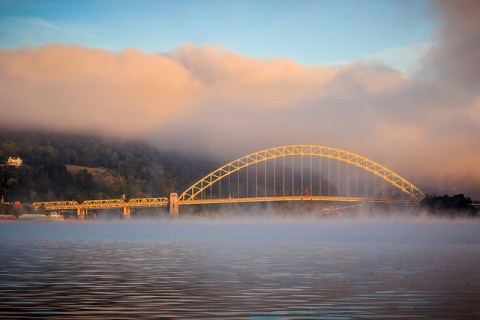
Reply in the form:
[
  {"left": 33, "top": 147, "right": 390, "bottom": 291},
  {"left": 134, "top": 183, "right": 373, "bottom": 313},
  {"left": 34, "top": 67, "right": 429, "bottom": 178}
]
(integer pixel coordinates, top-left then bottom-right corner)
[
  {"left": 0, "top": 0, "right": 479, "bottom": 198},
  {"left": 0, "top": 0, "right": 435, "bottom": 73}
]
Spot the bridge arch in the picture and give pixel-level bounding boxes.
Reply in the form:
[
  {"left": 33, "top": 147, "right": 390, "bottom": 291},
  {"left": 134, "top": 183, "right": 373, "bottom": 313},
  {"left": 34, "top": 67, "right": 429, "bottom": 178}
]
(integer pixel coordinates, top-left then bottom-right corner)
[{"left": 178, "top": 145, "right": 424, "bottom": 203}]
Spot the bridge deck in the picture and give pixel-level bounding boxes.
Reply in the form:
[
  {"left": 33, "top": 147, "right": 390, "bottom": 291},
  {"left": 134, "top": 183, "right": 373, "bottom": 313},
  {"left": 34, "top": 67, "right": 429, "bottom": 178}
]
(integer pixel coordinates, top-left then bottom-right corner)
[
  {"left": 33, "top": 196, "right": 418, "bottom": 212},
  {"left": 180, "top": 196, "right": 418, "bottom": 205}
]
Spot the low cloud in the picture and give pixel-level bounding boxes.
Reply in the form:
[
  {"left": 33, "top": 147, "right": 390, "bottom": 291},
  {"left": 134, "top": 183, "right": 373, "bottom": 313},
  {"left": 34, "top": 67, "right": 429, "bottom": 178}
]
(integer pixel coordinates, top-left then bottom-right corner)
[
  {"left": 0, "top": 1, "right": 479, "bottom": 198},
  {"left": 0, "top": 46, "right": 200, "bottom": 138}
]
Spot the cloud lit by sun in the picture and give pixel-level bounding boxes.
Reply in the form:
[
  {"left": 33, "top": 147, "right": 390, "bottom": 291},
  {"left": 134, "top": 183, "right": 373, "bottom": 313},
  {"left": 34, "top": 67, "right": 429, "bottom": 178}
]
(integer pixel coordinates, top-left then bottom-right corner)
[{"left": 0, "top": 0, "right": 479, "bottom": 197}]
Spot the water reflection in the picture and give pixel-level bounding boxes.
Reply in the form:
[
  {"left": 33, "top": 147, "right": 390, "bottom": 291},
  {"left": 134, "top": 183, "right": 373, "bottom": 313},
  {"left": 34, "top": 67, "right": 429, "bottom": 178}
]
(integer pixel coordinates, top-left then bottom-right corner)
[{"left": 1, "top": 219, "right": 480, "bottom": 319}]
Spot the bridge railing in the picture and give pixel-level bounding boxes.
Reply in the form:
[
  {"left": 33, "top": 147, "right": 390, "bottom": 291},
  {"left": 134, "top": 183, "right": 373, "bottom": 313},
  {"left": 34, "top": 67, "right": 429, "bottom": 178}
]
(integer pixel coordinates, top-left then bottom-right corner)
[{"left": 32, "top": 201, "right": 79, "bottom": 210}]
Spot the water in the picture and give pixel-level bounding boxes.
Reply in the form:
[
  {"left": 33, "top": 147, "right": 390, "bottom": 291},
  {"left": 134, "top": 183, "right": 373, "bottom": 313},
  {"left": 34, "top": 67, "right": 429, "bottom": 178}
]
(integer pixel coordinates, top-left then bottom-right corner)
[{"left": 1, "top": 217, "right": 480, "bottom": 319}]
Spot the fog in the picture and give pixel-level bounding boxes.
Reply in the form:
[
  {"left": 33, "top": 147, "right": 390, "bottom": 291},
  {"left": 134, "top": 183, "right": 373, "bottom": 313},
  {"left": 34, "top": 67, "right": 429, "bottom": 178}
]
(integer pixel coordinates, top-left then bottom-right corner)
[
  {"left": 1, "top": 2, "right": 480, "bottom": 318},
  {"left": 0, "top": 0, "right": 479, "bottom": 198},
  {"left": 2, "top": 215, "right": 480, "bottom": 246}
]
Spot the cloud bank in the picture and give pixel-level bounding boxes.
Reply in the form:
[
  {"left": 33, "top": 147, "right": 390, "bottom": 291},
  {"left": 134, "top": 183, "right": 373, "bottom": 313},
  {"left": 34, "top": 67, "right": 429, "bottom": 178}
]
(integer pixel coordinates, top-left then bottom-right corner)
[{"left": 0, "top": 0, "right": 479, "bottom": 198}]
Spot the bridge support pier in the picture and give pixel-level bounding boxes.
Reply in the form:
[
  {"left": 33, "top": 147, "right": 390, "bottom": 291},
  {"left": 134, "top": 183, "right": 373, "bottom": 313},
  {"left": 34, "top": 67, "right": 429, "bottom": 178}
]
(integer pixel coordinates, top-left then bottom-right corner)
[
  {"left": 77, "top": 208, "right": 85, "bottom": 221},
  {"left": 169, "top": 193, "right": 179, "bottom": 215},
  {"left": 123, "top": 206, "right": 131, "bottom": 219}
]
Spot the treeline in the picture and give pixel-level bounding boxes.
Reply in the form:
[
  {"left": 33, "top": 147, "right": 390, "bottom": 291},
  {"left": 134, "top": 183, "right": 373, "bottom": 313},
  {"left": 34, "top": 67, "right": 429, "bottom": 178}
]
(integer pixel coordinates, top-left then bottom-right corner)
[
  {"left": 420, "top": 194, "right": 478, "bottom": 216},
  {"left": 0, "top": 130, "right": 217, "bottom": 203}
]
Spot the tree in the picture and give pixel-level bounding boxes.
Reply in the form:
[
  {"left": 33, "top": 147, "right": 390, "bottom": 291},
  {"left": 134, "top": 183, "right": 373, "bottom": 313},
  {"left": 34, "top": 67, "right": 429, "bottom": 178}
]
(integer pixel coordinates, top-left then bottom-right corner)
[{"left": 420, "top": 194, "right": 477, "bottom": 216}]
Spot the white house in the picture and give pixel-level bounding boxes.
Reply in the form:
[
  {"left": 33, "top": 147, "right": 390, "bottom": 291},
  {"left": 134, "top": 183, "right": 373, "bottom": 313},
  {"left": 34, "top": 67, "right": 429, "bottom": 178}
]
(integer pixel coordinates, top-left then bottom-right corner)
[{"left": 6, "top": 157, "right": 22, "bottom": 167}]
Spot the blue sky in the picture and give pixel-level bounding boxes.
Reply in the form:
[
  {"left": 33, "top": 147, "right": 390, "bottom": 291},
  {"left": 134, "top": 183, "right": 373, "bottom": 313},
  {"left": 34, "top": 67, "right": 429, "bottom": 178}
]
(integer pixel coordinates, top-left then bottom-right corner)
[{"left": 0, "top": 0, "right": 436, "bottom": 72}]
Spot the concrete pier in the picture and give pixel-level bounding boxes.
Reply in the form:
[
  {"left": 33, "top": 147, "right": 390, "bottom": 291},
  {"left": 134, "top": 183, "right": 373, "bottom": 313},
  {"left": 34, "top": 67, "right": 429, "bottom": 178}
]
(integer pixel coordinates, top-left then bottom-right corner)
[{"left": 169, "top": 193, "right": 179, "bottom": 215}]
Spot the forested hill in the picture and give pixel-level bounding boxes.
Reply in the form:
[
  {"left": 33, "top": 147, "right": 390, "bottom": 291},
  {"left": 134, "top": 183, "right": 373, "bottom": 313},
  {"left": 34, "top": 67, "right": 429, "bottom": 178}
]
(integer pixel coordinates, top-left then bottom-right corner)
[{"left": 0, "top": 131, "right": 217, "bottom": 203}]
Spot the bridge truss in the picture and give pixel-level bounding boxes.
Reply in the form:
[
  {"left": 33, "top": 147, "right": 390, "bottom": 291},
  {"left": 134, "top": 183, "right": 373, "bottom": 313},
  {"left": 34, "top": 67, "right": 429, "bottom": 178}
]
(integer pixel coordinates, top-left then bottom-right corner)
[
  {"left": 178, "top": 145, "right": 424, "bottom": 207},
  {"left": 32, "top": 197, "right": 168, "bottom": 218}
]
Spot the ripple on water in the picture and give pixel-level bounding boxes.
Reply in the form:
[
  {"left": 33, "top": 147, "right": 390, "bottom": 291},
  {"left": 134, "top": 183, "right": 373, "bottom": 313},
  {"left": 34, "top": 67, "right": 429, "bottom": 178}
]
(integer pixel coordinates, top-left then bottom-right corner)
[{"left": 1, "top": 222, "right": 480, "bottom": 319}]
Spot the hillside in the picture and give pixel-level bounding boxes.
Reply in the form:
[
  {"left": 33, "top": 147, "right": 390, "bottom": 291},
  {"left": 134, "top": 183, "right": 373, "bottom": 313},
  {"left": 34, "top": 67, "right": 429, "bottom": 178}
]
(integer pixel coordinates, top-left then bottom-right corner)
[{"left": 0, "top": 130, "right": 217, "bottom": 204}]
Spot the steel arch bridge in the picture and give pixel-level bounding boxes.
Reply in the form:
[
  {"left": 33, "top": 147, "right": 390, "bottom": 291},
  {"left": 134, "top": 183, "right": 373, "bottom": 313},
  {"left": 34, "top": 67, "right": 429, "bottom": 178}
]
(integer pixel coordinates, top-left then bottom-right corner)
[
  {"left": 174, "top": 145, "right": 424, "bottom": 213},
  {"left": 32, "top": 144, "right": 425, "bottom": 217}
]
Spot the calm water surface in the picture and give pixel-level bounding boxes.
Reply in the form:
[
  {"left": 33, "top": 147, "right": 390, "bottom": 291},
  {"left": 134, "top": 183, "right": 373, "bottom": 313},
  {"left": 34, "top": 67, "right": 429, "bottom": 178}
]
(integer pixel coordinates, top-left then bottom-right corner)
[{"left": 1, "top": 217, "right": 480, "bottom": 319}]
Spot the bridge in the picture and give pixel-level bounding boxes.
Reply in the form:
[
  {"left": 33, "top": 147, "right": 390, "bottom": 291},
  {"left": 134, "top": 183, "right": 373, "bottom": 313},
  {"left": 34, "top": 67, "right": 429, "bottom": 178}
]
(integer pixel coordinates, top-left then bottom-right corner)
[
  {"left": 32, "top": 198, "right": 169, "bottom": 219},
  {"left": 33, "top": 144, "right": 425, "bottom": 218}
]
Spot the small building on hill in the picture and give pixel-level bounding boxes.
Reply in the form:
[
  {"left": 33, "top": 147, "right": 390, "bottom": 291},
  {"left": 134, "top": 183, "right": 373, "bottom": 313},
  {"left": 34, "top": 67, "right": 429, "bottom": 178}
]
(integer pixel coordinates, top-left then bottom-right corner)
[{"left": 6, "top": 157, "right": 22, "bottom": 167}]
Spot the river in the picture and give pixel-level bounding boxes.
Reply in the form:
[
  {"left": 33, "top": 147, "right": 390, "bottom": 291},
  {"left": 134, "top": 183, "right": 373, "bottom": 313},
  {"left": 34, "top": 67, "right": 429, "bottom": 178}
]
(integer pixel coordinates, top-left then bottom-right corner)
[{"left": 1, "top": 216, "right": 479, "bottom": 319}]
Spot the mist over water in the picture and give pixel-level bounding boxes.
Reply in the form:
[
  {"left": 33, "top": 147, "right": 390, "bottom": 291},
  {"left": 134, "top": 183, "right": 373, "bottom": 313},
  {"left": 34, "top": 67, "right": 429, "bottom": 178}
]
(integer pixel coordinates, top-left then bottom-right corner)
[
  {"left": 2, "top": 215, "right": 480, "bottom": 244},
  {"left": 1, "top": 215, "right": 480, "bottom": 319}
]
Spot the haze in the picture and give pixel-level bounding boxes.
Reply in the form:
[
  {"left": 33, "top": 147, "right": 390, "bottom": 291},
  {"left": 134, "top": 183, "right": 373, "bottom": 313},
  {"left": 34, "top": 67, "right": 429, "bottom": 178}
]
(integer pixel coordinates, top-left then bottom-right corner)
[
  {"left": 0, "top": 0, "right": 479, "bottom": 198},
  {"left": 1, "top": 216, "right": 480, "bottom": 245}
]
